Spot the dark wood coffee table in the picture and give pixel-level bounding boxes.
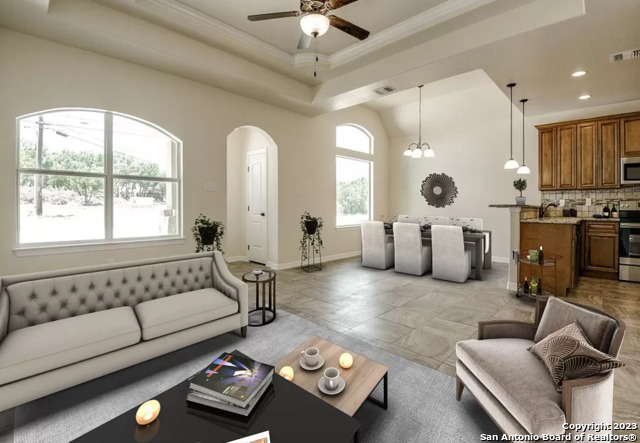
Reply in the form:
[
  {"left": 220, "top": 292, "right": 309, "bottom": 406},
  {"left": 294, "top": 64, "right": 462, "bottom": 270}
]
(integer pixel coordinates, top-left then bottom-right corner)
[{"left": 72, "top": 375, "right": 359, "bottom": 443}]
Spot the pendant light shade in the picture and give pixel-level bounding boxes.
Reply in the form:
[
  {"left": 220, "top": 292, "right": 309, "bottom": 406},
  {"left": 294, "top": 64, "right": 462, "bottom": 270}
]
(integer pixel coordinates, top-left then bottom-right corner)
[
  {"left": 404, "top": 85, "right": 435, "bottom": 159},
  {"left": 517, "top": 98, "right": 530, "bottom": 174},
  {"left": 300, "top": 14, "right": 330, "bottom": 37},
  {"left": 504, "top": 83, "right": 519, "bottom": 170}
]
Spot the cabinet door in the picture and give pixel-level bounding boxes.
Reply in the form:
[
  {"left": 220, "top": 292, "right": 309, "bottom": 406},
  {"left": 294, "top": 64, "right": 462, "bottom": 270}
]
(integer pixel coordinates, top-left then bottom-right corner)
[
  {"left": 584, "top": 225, "right": 618, "bottom": 273},
  {"left": 538, "top": 128, "right": 556, "bottom": 190},
  {"left": 599, "top": 119, "right": 620, "bottom": 188},
  {"left": 621, "top": 114, "right": 640, "bottom": 157},
  {"left": 577, "top": 122, "right": 598, "bottom": 189},
  {"left": 556, "top": 125, "right": 577, "bottom": 189}
]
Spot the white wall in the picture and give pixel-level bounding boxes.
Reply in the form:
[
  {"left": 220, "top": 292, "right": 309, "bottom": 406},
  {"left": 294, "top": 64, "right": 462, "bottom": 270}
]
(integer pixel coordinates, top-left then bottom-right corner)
[
  {"left": 0, "top": 29, "right": 389, "bottom": 274},
  {"left": 386, "top": 82, "right": 529, "bottom": 260}
]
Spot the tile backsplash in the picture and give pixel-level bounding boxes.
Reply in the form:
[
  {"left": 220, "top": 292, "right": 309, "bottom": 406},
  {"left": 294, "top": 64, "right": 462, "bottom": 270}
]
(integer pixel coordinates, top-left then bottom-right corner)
[{"left": 541, "top": 186, "right": 640, "bottom": 217}]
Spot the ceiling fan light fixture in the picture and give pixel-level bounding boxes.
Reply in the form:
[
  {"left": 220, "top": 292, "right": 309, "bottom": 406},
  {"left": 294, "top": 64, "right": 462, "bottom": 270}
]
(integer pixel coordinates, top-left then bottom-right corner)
[{"left": 300, "top": 14, "right": 330, "bottom": 37}]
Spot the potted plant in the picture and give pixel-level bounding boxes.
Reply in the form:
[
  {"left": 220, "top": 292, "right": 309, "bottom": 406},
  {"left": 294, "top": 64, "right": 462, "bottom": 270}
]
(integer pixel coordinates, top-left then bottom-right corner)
[
  {"left": 192, "top": 213, "right": 225, "bottom": 253},
  {"left": 300, "top": 212, "right": 323, "bottom": 270},
  {"left": 513, "top": 178, "right": 527, "bottom": 206}
]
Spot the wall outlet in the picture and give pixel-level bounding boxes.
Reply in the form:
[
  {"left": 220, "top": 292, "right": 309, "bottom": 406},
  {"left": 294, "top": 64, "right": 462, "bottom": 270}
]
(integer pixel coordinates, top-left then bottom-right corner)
[
  {"left": 586, "top": 198, "right": 592, "bottom": 206},
  {"left": 559, "top": 199, "right": 565, "bottom": 207},
  {"left": 204, "top": 182, "right": 217, "bottom": 193}
]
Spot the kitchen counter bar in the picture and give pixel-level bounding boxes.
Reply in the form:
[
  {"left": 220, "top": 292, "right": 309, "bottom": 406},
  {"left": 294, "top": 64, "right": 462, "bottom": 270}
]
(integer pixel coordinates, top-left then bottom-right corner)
[{"left": 522, "top": 217, "right": 620, "bottom": 225}]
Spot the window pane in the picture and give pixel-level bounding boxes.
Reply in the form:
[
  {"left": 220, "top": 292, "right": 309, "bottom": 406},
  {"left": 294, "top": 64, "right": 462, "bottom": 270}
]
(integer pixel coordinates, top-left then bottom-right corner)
[
  {"left": 113, "top": 115, "right": 177, "bottom": 178},
  {"left": 336, "top": 157, "right": 371, "bottom": 226},
  {"left": 336, "top": 125, "right": 371, "bottom": 154},
  {"left": 113, "top": 180, "right": 178, "bottom": 238},
  {"left": 19, "top": 111, "right": 105, "bottom": 173},
  {"left": 19, "top": 173, "right": 105, "bottom": 244}
]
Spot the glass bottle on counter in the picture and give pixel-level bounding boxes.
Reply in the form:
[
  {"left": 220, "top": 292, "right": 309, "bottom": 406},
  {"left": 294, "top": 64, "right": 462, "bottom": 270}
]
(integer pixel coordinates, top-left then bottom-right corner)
[
  {"left": 603, "top": 204, "right": 610, "bottom": 218},
  {"left": 530, "top": 276, "right": 538, "bottom": 296},
  {"left": 611, "top": 204, "right": 618, "bottom": 218},
  {"left": 523, "top": 277, "right": 530, "bottom": 294},
  {"left": 539, "top": 245, "right": 544, "bottom": 264}
]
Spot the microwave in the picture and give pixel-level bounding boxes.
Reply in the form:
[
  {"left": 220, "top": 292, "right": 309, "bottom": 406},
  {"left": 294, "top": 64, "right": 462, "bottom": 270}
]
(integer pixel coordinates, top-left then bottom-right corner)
[{"left": 621, "top": 157, "right": 640, "bottom": 185}]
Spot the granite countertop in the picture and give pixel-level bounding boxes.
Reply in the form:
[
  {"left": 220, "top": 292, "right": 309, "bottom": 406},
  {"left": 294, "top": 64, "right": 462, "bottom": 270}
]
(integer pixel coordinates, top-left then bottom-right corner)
[
  {"left": 521, "top": 217, "right": 620, "bottom": 225},
  {"left": 489, "top": 204, "right": 539, "bottom": 209}
]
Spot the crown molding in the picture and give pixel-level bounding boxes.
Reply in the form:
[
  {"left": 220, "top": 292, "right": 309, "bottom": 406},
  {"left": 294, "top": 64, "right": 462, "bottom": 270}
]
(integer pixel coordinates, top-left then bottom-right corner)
[{"left": 134, "top": 0, "right": 497, "bottom": 72}]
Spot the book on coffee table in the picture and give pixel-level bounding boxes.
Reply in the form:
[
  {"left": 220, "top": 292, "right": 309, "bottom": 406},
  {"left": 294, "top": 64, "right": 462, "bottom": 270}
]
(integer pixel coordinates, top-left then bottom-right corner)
[
  {"left": 187, "top": 373, "right": 273, "bottom": 416},
  {"left": 189, "top": 350, "right": 274, "bottom": 408}
]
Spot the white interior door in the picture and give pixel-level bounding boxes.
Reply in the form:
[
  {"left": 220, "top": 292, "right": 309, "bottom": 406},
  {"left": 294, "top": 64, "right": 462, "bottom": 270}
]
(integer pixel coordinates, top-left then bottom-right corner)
[{"left": 247, "top": 150, "right": 268, "bottom": 264}]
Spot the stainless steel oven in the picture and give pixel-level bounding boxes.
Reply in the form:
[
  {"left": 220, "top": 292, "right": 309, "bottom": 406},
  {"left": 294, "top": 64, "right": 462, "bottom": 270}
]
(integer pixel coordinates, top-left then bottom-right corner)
[
  {"left": 619, "top": 200, "right": 640, "bottom": 282},
  {"left": 621, "top": 157, "right": 640, "bottom": 185}
]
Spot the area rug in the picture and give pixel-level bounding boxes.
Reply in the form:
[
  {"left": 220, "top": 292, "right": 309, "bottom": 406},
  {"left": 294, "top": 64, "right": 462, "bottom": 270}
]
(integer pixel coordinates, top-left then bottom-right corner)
[{"left": 13, "top": 310, "right": 500, "bottom": 442}]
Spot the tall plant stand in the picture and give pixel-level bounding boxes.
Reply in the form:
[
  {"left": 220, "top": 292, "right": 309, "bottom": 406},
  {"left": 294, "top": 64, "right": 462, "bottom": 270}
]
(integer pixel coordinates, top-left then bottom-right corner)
[{"left": 301, "top": 236, "right": 322, "bottom": 273}]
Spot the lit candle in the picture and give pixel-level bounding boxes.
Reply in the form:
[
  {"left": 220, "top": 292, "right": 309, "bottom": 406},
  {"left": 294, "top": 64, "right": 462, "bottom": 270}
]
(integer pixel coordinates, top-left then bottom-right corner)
[
  {"left": 136, "top": 400, "right": 161, "bottom": 426},
  {"left": 279, "top": 366, "right": 295, "bottom": 381},
  {"left": 339, "top": 352, "right": 353, "bottom": 369}
]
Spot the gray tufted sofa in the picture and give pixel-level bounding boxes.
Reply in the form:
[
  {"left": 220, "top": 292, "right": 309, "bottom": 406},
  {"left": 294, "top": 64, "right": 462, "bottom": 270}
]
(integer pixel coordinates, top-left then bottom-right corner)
[{"left": 0, "top": 251, "right": 247, "bottom": 412}]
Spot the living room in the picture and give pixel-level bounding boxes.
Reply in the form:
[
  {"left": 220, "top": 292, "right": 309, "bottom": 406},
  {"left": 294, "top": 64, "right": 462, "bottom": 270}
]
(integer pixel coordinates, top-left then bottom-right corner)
[{"left": 0, "top": 0, "right": 638, "bottom": 442}]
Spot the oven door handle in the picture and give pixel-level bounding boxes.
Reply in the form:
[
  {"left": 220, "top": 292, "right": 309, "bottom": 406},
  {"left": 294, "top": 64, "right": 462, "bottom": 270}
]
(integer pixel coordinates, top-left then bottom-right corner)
[{"left": 620, "top": 223, "right": 640, "bottom": 228}]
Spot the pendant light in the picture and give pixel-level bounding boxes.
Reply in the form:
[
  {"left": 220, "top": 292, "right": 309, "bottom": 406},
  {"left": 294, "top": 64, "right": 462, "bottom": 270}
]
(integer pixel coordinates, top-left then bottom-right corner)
[
  {"left": 517, "top": 98, "right": 531, "bottom": 175},
  {"left": 503, "top": 83, "right": 519, "bottom": 169},
  {"left": 404, "top": 85, "right": 435, "bottom": 158}
]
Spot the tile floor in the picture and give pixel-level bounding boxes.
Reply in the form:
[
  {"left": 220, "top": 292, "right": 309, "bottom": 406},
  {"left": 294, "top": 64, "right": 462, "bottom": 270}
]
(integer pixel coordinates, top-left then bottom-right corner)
[{"left": 229, "top": 257, "right": 640, "bottom": 430}]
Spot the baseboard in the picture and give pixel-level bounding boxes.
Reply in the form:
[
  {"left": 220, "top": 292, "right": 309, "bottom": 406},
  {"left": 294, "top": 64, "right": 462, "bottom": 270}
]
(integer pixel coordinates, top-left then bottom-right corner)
[
  {"left": 226, "top": 256, "right": 248, "bottom": 263},
  {"left": 506, "top": 281, "right": 518, "bottom": 291},
  {"left": 492, "top": 256, "right": 509, "bottom": 264},
  {"left": 270, "top": 251, "right": 361, "bottom": 270}
]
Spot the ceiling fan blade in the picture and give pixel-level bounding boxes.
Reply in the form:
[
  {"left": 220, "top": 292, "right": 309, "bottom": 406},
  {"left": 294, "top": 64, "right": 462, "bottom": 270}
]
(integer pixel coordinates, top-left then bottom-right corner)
[
  {"left": 248, "top": 11, "right": 301, "bottom": 21},
  {"left": 328, "top": 0, "right": 360, "bottom": 10},
  {"left": 297, "top": 33, "right": 312, "bottom": 50},
  {"left": 328, "top": 15, "right": 370, "bottom": 40}
]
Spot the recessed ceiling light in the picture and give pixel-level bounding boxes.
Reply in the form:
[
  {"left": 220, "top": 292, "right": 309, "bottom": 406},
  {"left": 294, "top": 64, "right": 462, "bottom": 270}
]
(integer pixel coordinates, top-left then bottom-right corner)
[
  {"left": 572, "top": 70, "right": 587, "bottom": 77},
  {"left": 579, "top": 94, "right": 592, "bottom": 100}
]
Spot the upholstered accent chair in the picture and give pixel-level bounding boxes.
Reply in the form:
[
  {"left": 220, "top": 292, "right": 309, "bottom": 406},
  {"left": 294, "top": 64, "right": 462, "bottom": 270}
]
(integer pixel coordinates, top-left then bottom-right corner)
[
  {"left": 393, "top": 222, "right": 432, "bottom": 276},
  {"left": 456, "top": 297, "right": 626, "bottom": 437},
  {"left": 430, "top": 225, "right": 471, "bottom": 282},
  {"left": 397, "top": 214, "right": 420, "bottom": 223},
  {"left": 360, "top": 221, "right": 394, "bottom": 270}
]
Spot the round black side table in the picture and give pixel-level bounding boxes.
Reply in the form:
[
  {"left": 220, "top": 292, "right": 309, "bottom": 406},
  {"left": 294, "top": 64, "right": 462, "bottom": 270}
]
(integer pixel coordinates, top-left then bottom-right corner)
[{"left": 242, "top": 270, "right": 277, "bottom": 326}]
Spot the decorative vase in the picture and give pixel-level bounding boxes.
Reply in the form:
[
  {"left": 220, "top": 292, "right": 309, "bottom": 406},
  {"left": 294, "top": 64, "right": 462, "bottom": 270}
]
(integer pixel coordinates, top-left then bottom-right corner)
[
  {"left": 198, "top": 226, "right": 217, "bottom": 246},
  {"left": 304, "top": 220, "right": 318, "bottom": 235},
  {"left": 515, "top": 196, "right": 526, "bottom": 206}
]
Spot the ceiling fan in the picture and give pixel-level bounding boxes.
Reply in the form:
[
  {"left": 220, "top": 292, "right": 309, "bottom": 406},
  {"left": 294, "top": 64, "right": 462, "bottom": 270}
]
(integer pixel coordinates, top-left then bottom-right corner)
[{"left": 248, "top": 0, "right": 370, "bottom": 50}]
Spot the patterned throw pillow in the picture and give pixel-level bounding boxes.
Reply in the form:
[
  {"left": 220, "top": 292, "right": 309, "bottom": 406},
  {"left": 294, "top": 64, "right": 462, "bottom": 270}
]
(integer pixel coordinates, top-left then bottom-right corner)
[{"left": 528, "top": 321, "right": 624, "bottom": 392}]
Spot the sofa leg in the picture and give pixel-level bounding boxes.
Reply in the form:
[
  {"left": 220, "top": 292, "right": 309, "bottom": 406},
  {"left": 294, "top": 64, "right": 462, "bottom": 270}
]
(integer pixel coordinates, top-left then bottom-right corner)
[
  {"left": 241, "top": 326, "right": 247, "bottom": 338},
  {"left": 456, "top": 377, "right": 464, "bottom": 401}
]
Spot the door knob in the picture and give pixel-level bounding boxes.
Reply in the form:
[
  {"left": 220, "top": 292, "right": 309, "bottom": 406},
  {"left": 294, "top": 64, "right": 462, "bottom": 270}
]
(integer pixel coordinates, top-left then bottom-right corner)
[{"left": 261, "top": 213, "right": 266, "bottom": 216}]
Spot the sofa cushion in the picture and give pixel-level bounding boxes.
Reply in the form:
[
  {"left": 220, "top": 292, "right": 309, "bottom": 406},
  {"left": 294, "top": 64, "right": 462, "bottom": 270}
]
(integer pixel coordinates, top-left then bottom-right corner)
[
  {"left": 457, "top": 338, "right": 566, "bottom": 435},
  {"left": 529, "top": 321, "right": 624, "bottom": 392},
  {"left": 534, "top": 297, "right": 617, "bottom": 353},
  {"left": 134, "top": 288, "right": 238, "bottom": 341},
  {"left": 0, "top": 307, "right": 141, "bottom": 386}
]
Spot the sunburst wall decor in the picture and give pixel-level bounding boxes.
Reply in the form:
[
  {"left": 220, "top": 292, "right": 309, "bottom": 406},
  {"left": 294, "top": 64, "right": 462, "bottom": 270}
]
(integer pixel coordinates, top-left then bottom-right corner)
[{"left": 420, "top": 173, "right": 458, "bottom": 208}]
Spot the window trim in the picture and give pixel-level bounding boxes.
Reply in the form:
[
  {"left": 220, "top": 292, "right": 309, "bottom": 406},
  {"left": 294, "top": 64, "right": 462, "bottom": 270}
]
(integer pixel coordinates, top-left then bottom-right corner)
[
  {"left": 336, "top": 123, "right": 374, "bottom": 155},
  {"left": 15, "top": 108, "right": 183, "bottom": 251}
]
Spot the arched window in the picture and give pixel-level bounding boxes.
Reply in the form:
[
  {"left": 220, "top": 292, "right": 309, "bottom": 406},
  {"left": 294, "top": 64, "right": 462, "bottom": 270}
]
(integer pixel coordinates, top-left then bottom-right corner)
[
  {"left": 17, "top": 109, "right": 182, "bottom": 247},
  {"left": 335, "top": 124, "right": 373, "bottom": 227}
]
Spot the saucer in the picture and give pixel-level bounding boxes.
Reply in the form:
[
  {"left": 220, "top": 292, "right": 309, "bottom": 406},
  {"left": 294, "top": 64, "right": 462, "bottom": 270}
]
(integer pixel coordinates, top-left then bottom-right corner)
[
  {"left": 317, "top": 376, "right": 346, "bottom": 395},
  {"left": 299, "top": 356, "right": 325, "bottom": 371}
]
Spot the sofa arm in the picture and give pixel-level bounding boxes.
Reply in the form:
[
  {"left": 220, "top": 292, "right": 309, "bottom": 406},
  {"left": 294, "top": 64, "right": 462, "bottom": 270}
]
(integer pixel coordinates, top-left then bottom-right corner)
[
  {"left": 478, "top": 320, "right": 537, "bottom": 340},
  {"left": 0, "top": 284, "right": 8, "bottom": 343},
  {"left": 211, "top": 251, "right": 248, "bottom": 327},
  {"left": 562, "top": 372, "right": 614, "bottom": 433}
]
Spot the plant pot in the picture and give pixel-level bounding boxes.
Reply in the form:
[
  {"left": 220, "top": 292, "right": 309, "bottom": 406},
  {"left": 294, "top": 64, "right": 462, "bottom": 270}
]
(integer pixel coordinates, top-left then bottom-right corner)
[
  {"left": 198, "top": 226, "right": 217, "bottom": 246},
  {"left": 304, "top": 220, "right": 318, "bottom": 235},
  {"left": 515, "top": 196, "right": 526, "bottom": 206}
]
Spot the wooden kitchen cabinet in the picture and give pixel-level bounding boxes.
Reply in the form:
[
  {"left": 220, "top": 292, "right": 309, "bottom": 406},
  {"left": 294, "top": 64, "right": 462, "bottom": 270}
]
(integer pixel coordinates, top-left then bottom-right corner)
[
  {"left": 536, "top": 111, "right": 640, "bottom": 190},
  {"left": 520, "top": 222, "right": 577, "bottom": 297},
  {"left": 577, "top": 122, "right": 598, "bottom": 189},
  {"left": 621, "top": 114, "right": 640, "bottom": 157},
  {"left": 583, "top": 222, "right": 619, "bottom": 278}
]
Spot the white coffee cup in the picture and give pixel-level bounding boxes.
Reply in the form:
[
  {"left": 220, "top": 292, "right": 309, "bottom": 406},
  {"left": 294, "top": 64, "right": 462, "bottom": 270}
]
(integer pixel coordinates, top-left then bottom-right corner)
[
  {"left": 324, "top": 367, "right": 340, "bottom": 390},
  {"left": 300, "top": 347, "right": 321, "bottom": 367}
]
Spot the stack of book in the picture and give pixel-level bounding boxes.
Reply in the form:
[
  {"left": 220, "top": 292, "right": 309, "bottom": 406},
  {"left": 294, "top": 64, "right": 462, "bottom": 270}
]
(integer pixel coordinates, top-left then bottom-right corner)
[{"left": 187, "top": 350, "right": 274, "bottom": 417}]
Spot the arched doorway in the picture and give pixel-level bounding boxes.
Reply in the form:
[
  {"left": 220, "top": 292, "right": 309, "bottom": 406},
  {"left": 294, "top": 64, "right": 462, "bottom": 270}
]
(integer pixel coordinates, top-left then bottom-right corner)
[{"left": 226, "top": 126, "right": 278, "bottom": 266}]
